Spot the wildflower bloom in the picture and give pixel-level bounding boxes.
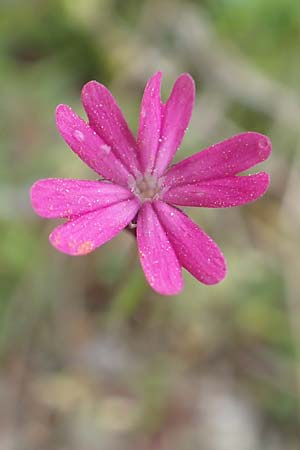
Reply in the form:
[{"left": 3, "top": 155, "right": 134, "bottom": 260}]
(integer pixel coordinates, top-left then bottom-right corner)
[{"left": 30, "top": 72, "right": 271, "bottom": 295}]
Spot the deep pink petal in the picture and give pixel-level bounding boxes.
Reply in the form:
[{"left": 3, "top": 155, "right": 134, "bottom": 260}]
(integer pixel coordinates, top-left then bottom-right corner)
[
  {"left": 162, "top": 172, "right": 270, "bottom": 208},
  {"left": 154, "top": 201, "right": 227, "bottom": 285},
  {"left": 56, "top": 105, "right": 130, "bottom": 186},
  {"left": 81, "top": 81, "right": 141, "bottom": 177},
  {"left": 137, "top": 203, "right": 183, "bottom": 295},
  {"left": 164, "top": 132, "right": 272, "bottom": 187},
  {"left": 153, "top": 73, "right": 195, "bottom": 176},
  {"left": 49, "top": 198, "right": 140, "bottom": 255},
  {"left": 137, "top": 72, "right": 163, "bottom": 173},
  {"left": 31, "top": 178, "right": 134, "bottom": 218}
]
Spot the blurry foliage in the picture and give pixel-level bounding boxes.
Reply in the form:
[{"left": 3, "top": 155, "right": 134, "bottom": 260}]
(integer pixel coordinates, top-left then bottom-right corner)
[
  {"left": 1, "top": 0, "right": 111, "bottom": 87},
  {"left": 112, "top": 0, "right": 145, "bottom": 24},
  {"left": 197, "top": 0, "right": 300, "bottom": 86},
  {"left": 228, "top": 102, "right": 273, "bottom": 134}
]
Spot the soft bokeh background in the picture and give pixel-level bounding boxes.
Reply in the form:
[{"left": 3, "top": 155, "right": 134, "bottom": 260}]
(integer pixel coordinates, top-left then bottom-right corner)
[{"left": 1, "top": 0, "right": 300, "bottom": 449}]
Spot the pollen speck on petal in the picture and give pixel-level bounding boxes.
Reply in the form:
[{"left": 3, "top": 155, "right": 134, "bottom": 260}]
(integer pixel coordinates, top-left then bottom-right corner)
[{"left": 76, "top": 241, "right": 94, "bottom": 255}]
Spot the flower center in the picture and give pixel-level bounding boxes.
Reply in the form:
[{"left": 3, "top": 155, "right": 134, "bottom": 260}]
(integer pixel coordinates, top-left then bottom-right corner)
[{"left": 130, "top": 174, "right": 162, "bottom": 202}]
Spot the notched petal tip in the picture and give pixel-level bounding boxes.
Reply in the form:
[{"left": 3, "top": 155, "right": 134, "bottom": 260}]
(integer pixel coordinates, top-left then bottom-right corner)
[
  {"left": 55, "top": 103, "right": 68, "bottom": 114},
  {"left": 81, "top": 79, "right": 99, "bottom": 89},
  {"left": 55, "top": 104, "right": 79, "bottom": 133},
  {"left": 81, "top": 80, "right": 107, "bottom": 102},
  {"left": 202, "top": 257, "right": 227, "bottom": 285},
  {"left": 174, "top": 73, "right": 196, "bottom": 106},
  {"left": 30, "top": 179, "right": 50, "bottom": 218},
  {"left": 176, "top": 72, "right": 195, "bottom": 87},
  {"left": 243, "top": 131, "right": 272, "bottom": 162},
  {"left": 30, "top": 180, "right": 41, "bottom": 215},
  {"left": 258, "top": 135, "right": 272, "bottom": 161},
  {"left": 172, "top": 73, "right": 196, "bottom": 104},
  {"left": 55, "top": 103, "right": 72, "bottom": 121},
  {"left": 80, "top": 81, "right": 108, "bottom": 114},
  {"left": 151, "top": 70, "right": 163, "bottom": 80}
]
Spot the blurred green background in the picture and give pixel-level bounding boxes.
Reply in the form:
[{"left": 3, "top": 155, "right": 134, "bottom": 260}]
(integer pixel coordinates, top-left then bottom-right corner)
[{"left": 1, "top": 0, "right": 300, "bottom": 449}]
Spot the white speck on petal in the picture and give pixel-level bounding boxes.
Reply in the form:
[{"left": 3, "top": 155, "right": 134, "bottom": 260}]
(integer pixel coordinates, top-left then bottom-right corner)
[
  {"left": 101, "top": 144, "right": 111, "bottom": 154},
  {"left": 73, "top": 130, "right": 85, "bottom": 142}
]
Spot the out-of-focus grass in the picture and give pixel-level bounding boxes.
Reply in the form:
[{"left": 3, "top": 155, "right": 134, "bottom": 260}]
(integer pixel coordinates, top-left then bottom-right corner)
[
  {"left": 0, "top": 1, "right": 300, "bottom": 449},
  {"left": 200, "top": 0, "right": 300, "bottom": 86}
]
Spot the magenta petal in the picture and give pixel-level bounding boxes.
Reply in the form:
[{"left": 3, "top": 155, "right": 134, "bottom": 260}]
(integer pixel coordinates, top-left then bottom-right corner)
[
  {"left": 137, "top": 72, "right": 163, "bottom": 173},
  {"left": 154, "top": 201, "right": 227, "bottom": 285},
  {"left": 154, "top": 73, "right": 195, "bottom": 177},
  {"left": 56, "top": 105, "right": 130, "bottom": 186},
  {"left": 137, "top": 203, "right": 183, "bottom": 295},
  {"left": 49, "top": 198, "right": 140, "bottom": 255},
  {"left": 31, "top": 178, "right": 134, "bottom": 218},
  {"left": 164, "top": 132, "right": 272, "bottom": 187},
  {"left": 162, "top": 172, "right": 270, "bottom": 208},
  {"left": 81, "top": 81, "right": 141, "bottom": 176}
]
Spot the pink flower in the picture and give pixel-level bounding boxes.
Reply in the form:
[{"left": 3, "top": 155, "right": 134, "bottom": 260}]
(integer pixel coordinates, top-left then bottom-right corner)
[{"left": 30, "top": 72, "right": 271, "bottom": 295}]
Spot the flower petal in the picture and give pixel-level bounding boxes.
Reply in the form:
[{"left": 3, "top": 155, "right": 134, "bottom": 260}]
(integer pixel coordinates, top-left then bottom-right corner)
[
  {"left": 162, "top": 173, "right": 270, "bottom": 208},
  {"left": 154, "top": 201, "right": 227, "bottom": 285},
  {"left": 137, "top": 71, "right": 163, "bottom": 173},
  {"left": 154, "top": 73, "right": 195, "bottom": 177},
  {"left": 49, "top": 198, "right": 140, "bottom": 255},
  {"left": 164, "top": 132, "right": 272, "bottom": 187},
  {"left": 31, "top": 178, "right": 134, "bottom": 218},
  {"left": 81, "top": 81, "right": 141, "bottom": 177},
  {"left": 56, "top": 105, "right": 130, "bottom": 186},
  {"left": 137, "top": 202, "right": 183, "bottom": 295}
]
